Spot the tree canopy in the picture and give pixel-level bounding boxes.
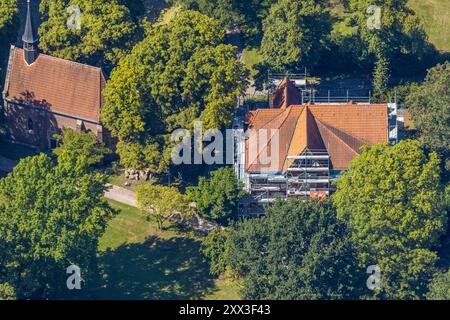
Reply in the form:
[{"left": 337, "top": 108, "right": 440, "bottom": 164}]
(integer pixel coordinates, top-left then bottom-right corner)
[
  {"left": 334, "top": 140, "right": 448, "bottom": 299},
  {"left": 0, "top": 0, "right": 17, "bottom": 32},
  {"left": 171, "top": 0, "right": 277, "bottom": 42},
  {"left": 38, "top": 0, "right": 144, "bottom": 70},
  {"left": 101, "top": 10, "right": 249, "bottom": 172},
  {"left": 171, "top": 0, "right": 241, "bottom": 30},
  {"left": 427, "top": 268, "right": 450, "bottom": 300},
  {"left": 260, "top": 0, "right": 330, "bottom": 72},
  {"left": 136, "top": 184, "right": 189, "bottom": 230},
  {"left": 0, "top": 153, "right": 116, "bottom": 299},
  {"left": 187, "top": 167, "right": 245, "bottom": 224},
  {"left": 407, "top": 62, "right": 450, "bottom": 171},
  {"left": 224, "top": 200, "right": 363, "bottom": 300},
  {"left": 201, "top": 229, "right": 231, "bottom": 276},
  {"left": 53, "top": 128, "right": 110, "bottom": 170},
  {"left": 336, "top": 0, "right": 432, "bottom": 97}
]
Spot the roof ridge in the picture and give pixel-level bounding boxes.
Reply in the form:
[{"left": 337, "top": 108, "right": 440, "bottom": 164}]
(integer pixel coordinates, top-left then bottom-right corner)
[
  {"left": 17, "top": 48, "right": 103, "bottom": 72},
  {"left": 248, "top": 107, "right": 297, "bottom": 172},
  {"left": 282, "top": 106, "right": 306, "bottom": 171},
  {"left": 7, "top": 47, "right": 104, "bottom": 122},
  {"left": 315, "top": 118, "right": 363, "bottom": 154},
  {"left": 259, "top": 107, "right": 290, "bottom": 129}
]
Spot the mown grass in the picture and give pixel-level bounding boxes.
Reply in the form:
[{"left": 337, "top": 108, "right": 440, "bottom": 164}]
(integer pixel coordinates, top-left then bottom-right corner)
[
  {"left": 92, "top": 200, "right": 241, "bottom": 300},
  {"left": 408, "top": 0, "right": 450, "bottom": 52}
]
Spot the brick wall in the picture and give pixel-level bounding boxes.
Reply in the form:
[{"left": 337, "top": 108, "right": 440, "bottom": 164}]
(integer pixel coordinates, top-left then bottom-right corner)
[{"left": 4, "top": 101, "right": 110, "bottom": 151}]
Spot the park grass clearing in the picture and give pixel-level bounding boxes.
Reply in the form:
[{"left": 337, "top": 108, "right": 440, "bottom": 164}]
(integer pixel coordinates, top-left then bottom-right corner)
[
  {"left": 327, "top": 0, "right": 449, "bottom": 52},
  {"left": 408, "top": 0, "right": 450, "bottom": 52},
  {"left": 242, "top": 48, "right": 263, "bottom": 78},
  {"left": 93, "top": 200, "right": 241, "bottom": 300}
]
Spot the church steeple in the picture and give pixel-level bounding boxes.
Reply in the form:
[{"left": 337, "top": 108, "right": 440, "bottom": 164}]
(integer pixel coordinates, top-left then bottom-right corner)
[{"left": 22, "top": 0, "right": 38, "bottom": 65}]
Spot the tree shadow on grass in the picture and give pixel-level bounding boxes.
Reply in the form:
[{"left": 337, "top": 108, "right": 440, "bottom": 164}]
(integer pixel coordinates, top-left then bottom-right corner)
[{"left": 90, "top": 236, "right": 215, "bottom": 300}]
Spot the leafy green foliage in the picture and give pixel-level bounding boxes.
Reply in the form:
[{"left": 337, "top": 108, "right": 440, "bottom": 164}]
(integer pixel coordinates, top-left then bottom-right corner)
[
  {"left": 201, "top": 229, "right": 230, "bottom": 276},
  {"left": 38, "top": 0, "right": 144, "bottom": 70},
  {"left": 334, "top": 140, "right": 448, "bottom": 299},
  {"left": 171, "top": 0, "right": 277, "bottom": 42},
  {"left": 136, "top": 184, "right": 189, "bottom": 230},
  {"left": 407, "top": 62, "right": 450, "bottom": 171},
  {"left": 0, "top": 282, "right": 15, "bottom": 300},
  {"left": 101, "top": 10, "right": 249, "bottom": 172},
  {"left": 0, "top": 0, "right": 17, "bottom": 32},
  {"left": 53, "top": 128, "right": 110, "bottom": 170},
  {"left": 372, "top": 54, "right": 390, "bottom": 100},
  {"left": 333, "top": 0, "right": 433, "bottom": 92},
  {"left": 0, "top": 154, "right": 116, "bottom": 299},
  {"left": 187, "top": 167, "right": 245, "bottom": 224},
  {"left": 260, "top": 0, "right": 331, "bottom": 72},
  {"left": 226, "top": 200, "right": 363, "bottom": 300},
  {"left": 427, "top": 268, "right": 450, "bottom": 300},
  {"left": 171, "top": 0, "right": 242, "bottom": 30}
]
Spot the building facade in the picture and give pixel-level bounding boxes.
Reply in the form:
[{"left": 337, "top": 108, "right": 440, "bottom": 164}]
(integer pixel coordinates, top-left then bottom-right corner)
[
  {"left": 235, "top": 78, "right": 398, "bottom": 215},
  {"left": 2, "top": 2, "right": 109, "bottom": 151}
]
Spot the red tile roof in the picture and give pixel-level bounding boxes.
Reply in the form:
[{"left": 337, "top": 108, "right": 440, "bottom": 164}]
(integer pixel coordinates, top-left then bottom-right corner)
[
  {"left": 246, "top": 79, "right": 388, "bottom": 173},
  {"left": 3, "top": 46, "right": 105, "bottom": 122}
]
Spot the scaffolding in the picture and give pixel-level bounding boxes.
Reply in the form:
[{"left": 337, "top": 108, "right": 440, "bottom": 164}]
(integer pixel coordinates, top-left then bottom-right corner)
[
  {"left": 286, "top": 149, "right": 330, "bottom": 201},
  {"left": 267, "top": 72, "right": 372, "bottom": 105},
  {"left": 240, "top": 149, "right": 331, "bottom": 215}
]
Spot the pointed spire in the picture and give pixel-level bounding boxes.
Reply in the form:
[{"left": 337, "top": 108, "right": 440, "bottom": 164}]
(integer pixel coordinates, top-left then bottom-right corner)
[
  {"left": 22, "top": 0, "right": 37, "bottom": 44},
  {"left": 22, "top": 0, "right": 39, "bottom": 65}
]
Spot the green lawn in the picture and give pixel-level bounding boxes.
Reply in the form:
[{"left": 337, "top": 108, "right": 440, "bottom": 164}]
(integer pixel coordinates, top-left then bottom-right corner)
[
  {"left": 90, "top": 200, "right": 240, "bottom": 300},
  {"left": 0, "top": 140, "right": 37, "bottom": 160},
  {"left": 408, "top": 0, "right": 450, "bottom": 52},
  {"left": 242, "top": 48, "right": 263, "bottom": 78}
]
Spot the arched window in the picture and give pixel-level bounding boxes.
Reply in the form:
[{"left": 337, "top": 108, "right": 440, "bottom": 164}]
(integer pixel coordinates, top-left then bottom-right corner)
[{"left": 27, "top": 118, "right": 34, "bottom": 131}]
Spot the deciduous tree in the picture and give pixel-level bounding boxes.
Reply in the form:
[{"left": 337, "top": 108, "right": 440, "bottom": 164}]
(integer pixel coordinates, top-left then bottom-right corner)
[
  {"left": 101, "top": 10, "right": 249, "bottom": 172},
  {"left": 171, "top": 0, "right": 277, "bottom": 42},
  {"left": 260, "top": 0, "right": 331, "bottom": 72},
  {"left": 0, "top": 154, "right": 116, "bottom": 299},
  {"left": 334, "top": 140, "right": 448, "bottom": 299},
  {"left": 187, "top": 167, "right": 245, "bottom": 224},
  {"left": 38, "top": 0, "right": 144, "bottom": 70},
  {"left": 407, "top": 62, "right": 450, "bottom": 171},
  {"left": 0, "top": 0, "right": 17, "bottom": 32},
  {"left": 427, "top": 269, "right": 450, "bottom": 300},
  {"left": 340, "top": 0, "right": 431, "bottom": 98},
  {"left": 136, "top": 184, "right": 189, "bottom": 230},
  {"left": 201, "top": 229, "right": 230, "bottom": 276},
  {"left": 53, "top": 128, "right": 110, "bottom": 170},
  {"left": 226, "top": 200, "right": 363, "bottom": 300}
]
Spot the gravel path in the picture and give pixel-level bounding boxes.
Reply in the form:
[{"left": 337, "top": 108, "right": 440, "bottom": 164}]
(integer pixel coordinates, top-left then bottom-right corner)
[{"left": 104, "top": 184, "right": 137, "bottom": 207}]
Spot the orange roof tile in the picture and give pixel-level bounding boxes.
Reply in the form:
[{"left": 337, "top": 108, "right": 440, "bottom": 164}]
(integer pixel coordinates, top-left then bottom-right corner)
[
  {"left": 3, "top": 46, "right": 105, "bottom": 122},
  {"left": 245, "top": 81, "right": 389, "bottom": 173}
]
